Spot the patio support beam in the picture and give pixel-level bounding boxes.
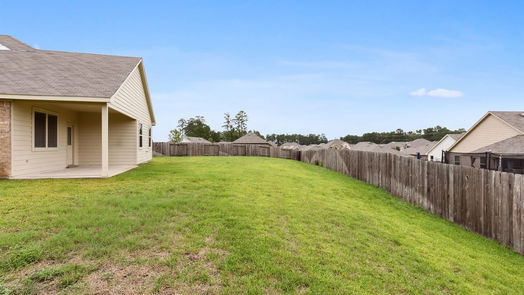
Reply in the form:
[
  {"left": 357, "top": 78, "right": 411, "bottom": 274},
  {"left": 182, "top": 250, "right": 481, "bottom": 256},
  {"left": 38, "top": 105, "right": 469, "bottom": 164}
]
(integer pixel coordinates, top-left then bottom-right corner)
[{"left": 101, "top": 103, "right": 109, "bottom": 177}]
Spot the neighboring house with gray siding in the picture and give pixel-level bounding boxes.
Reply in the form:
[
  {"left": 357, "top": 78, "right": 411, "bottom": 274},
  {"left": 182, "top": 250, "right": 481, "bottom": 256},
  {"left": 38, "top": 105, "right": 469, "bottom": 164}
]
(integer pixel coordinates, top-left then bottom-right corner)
[{"left": 0, "top": 36, "right": 155, "bottom": 179}]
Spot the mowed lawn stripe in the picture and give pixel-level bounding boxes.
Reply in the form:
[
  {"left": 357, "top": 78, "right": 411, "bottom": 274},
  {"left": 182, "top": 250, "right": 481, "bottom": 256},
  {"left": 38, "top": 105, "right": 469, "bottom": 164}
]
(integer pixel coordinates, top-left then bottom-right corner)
[{"left": 0, "top": 157, "right": 523, "bottom": 294}]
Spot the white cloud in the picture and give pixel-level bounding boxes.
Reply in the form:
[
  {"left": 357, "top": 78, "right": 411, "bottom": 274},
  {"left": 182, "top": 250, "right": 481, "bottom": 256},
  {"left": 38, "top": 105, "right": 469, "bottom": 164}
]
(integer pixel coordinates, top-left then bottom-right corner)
[
  {"left": 409, "top": 88, "right": 427, "bottom": 96},
  {"left": 427, "top": 88, "right": 464, "bottom": 98},
  {"left": 410, "top": 88, "right": 463, "bottom": 98}
]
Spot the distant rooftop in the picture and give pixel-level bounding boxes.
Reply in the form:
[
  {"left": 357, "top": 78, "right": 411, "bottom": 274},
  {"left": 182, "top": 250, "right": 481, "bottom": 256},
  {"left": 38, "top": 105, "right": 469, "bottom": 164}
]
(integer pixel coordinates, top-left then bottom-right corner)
[{"left": 233, "top": 132, "right": 270, "bottom": 145}]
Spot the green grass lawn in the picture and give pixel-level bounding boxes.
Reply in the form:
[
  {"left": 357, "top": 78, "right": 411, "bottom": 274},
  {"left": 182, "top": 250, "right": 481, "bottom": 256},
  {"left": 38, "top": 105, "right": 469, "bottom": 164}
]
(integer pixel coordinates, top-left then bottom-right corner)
[{"left": 1, "top": 157, "right": 524, "bottom": 294}]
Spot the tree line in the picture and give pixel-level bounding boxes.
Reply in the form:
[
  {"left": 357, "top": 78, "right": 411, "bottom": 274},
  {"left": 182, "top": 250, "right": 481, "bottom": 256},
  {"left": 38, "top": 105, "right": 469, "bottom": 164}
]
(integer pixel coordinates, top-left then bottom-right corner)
[
  {"left": 169, "top": 112, "right": 464, "bottom": 145},
  {"left": 169, "top": 111, "right": 251, "bottom": 143},
  {"left": 340, "top": 126, "right": 465, "bottom": 144},
  {"left": 265, "top": 134, "right": 328, "bottom": 145},
  {"left": 168, "top": 111, "right": 329, "bottom": 145}
]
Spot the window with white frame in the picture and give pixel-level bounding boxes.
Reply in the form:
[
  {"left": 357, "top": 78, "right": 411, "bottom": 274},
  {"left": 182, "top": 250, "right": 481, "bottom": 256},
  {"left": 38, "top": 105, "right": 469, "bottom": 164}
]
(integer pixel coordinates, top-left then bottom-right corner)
[
  {"left": 148, "top": 128, "right": 152, "bottom": 147},
  {"left": 138, "top": 123, "right": 143, "bottom": 148},
  {"left": 34, "top": 111, "right": 58, "bottom": 149}
]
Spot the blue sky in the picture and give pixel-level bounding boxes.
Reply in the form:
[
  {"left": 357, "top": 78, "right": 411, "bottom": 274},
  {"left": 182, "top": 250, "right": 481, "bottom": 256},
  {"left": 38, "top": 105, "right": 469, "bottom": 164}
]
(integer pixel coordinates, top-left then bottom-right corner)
[{"left": 2, "top": 1, "right": 523, "bottom": 141}]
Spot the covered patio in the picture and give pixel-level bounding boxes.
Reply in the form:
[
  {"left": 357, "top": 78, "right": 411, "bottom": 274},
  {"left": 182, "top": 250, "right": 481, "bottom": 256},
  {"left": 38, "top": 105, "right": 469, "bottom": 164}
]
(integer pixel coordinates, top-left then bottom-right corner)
[{"left": 9, "top": 100, "right": 140, "bottom": 179}]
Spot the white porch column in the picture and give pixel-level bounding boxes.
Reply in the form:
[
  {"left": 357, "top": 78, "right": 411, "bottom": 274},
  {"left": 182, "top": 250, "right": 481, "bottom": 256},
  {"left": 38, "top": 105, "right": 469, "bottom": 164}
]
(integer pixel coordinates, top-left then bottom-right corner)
[{"left": 101, "top": 103, "right": 109, "bottom": 177}]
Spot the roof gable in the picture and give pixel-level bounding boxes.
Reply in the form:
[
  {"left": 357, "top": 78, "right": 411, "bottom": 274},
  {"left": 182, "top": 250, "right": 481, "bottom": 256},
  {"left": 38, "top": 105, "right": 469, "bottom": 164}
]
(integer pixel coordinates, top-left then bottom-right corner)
[{"left": 108, "top": 63, "right": 155, "bottom": 125}]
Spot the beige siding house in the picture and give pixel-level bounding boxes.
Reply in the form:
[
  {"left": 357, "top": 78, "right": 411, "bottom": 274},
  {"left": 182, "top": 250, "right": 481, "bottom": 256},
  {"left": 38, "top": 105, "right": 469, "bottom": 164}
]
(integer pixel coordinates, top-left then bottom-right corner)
[
  {"left": 449, "top": 111, "right": 524, "bottom": 153},
  {"left": 0, "top": 36, "right": 155, "bottom": 179}
]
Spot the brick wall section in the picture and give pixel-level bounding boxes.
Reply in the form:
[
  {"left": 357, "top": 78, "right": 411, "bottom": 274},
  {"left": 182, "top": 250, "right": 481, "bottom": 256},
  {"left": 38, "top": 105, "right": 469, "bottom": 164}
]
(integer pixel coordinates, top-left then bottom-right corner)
[{"left": 0, "top": 101, "right": 11, "bottom": 178}]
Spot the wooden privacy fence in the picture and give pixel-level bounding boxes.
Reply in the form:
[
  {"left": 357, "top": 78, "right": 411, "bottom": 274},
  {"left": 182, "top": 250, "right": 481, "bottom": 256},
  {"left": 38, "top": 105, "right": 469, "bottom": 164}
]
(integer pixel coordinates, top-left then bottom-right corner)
[
  {"left": 153, "top": 142, "right": 300, "bottom": 160},
  {"left": 301, "top": 149, "right": 524, "bottom": 254}
]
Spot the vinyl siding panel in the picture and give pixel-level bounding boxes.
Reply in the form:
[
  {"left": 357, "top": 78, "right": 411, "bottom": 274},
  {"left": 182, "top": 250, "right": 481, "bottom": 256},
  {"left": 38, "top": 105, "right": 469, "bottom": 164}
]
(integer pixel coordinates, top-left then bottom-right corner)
[
  {"left": 11, "top": 101, "right": 78, "bottom": 177},
  {"left": 109, "top": 66, "right": 152, "bottom": 164},
  {"left": 450, "top": 115, "right": 522, "bottom": 153},
  {"left": 77, "top": 112, "right": 101, "bottom": 165},
  {"left": 77, "top": 112, "right": 137, "bottom": 166},
  {"left": 108, "top": 114, "right": 136, "bottom": 165}
]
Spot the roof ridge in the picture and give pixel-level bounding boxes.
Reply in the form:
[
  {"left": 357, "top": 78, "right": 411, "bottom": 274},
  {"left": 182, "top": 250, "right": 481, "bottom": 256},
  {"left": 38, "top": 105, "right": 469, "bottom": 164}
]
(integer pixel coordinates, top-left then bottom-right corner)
[{"left": 33, "top": 49, "right": 142, "bottom": 60}]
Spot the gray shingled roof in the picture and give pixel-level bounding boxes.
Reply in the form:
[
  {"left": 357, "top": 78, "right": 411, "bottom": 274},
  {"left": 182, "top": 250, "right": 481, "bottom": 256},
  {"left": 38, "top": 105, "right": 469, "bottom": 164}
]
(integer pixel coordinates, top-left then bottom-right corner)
[
  {"left": 325, "top": 139, "right": 352, "bottom": 150},
  {"left": 0, "top": 35, "right": 141, "bottom": 98},
  {"left": 281, "top": 142, "right": 304, "bottom": 150},
  {"left": 448, "top": 133, "right": 465, "bottom": 140},
  {"left": 402, "top": 140, "right": 437, "bottom": 156},
  {"left": 0, "top": 35, "right": 35, "bottom": 51},
  {"left": 233, "top": 132, "right": 270, "bottom": 144},
  {"left": 352, "top": 141, "right": 379, "bottom": 152},
  {"left": 490, "top": 111, "right": 524, "bottom": 133},
  {"left": 407, "top": 138, "right": 431, "bottom": 147},
  {"left": 472, "top": 135, "right": 524, "bottom": 154}
]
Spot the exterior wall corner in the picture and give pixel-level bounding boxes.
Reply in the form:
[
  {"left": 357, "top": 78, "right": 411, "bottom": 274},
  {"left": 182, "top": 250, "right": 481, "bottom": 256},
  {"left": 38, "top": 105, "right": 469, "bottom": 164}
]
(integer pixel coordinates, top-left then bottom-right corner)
[{"left": 0, "top": 100, "right": 12, "bottom": 177}]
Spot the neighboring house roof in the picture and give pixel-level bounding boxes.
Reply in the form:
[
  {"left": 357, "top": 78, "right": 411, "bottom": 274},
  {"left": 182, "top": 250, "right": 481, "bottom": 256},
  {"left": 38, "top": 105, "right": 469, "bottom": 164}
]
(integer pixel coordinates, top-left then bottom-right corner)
[
  {"left": 0, "top": 35, "right": 155, "bottom": 124},
  {"left": 472, "top": 135, "right": 524, "bottom": 154},
  {"left": 402, "top": 141, "right": 437, "bottom": 156},
  {"left": 325, "top": 139, "right": 352, "bottom": 150},
  {"left": 374, "top": 145, "right": 403, "bottom": 154},
  {"left": 281, "top": 142, "right": 301, "bottom": 150},
  {"left": 352, "top": 142, "right": 379, "bottom": 151},
  {"left": 180, "top": 136, "right": 211, "bottom": 144},
  {"left": 233, "top": 132, "right": 270, "bottom": 144},
  {"left": 379, "top": 141, "right": 408, "bottom": 152},
  {"left": 407, "top": 138, "right": 431, "bottom": 147},
  {"left": 301, "top": 143, "right": 326, "bottom": 151},
  {"left": 449, "top": 111, "right": 524, "bottom": 151}
]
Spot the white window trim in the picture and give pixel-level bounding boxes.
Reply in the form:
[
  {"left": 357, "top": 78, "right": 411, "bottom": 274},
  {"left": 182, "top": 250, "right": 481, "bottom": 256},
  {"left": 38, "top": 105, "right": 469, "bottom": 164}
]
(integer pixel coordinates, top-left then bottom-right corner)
[
  {"left": 32, "top": 107, "right": 59, "bottom": 152},
  {"left": 138, "top": 122, "right": 144, "bottom": 150},
  {"left": 148, "top": 127, "right": 152, "bottom": 148}
]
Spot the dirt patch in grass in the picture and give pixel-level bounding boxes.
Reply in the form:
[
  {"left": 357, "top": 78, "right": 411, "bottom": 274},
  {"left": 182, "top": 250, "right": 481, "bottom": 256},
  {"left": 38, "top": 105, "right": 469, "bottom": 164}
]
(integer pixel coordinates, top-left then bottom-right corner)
[
  {"left": 84, "top": 263, "right": 168, "bottom": 295},
  {"left": 167, "top": 242, "right": 229, "bottom": 295},
  {"left": 3, "top": 258, "right": 96, "bottom": 295},
  {"left": 85, "top": 240, "right": 229, "bottom": 295}
]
